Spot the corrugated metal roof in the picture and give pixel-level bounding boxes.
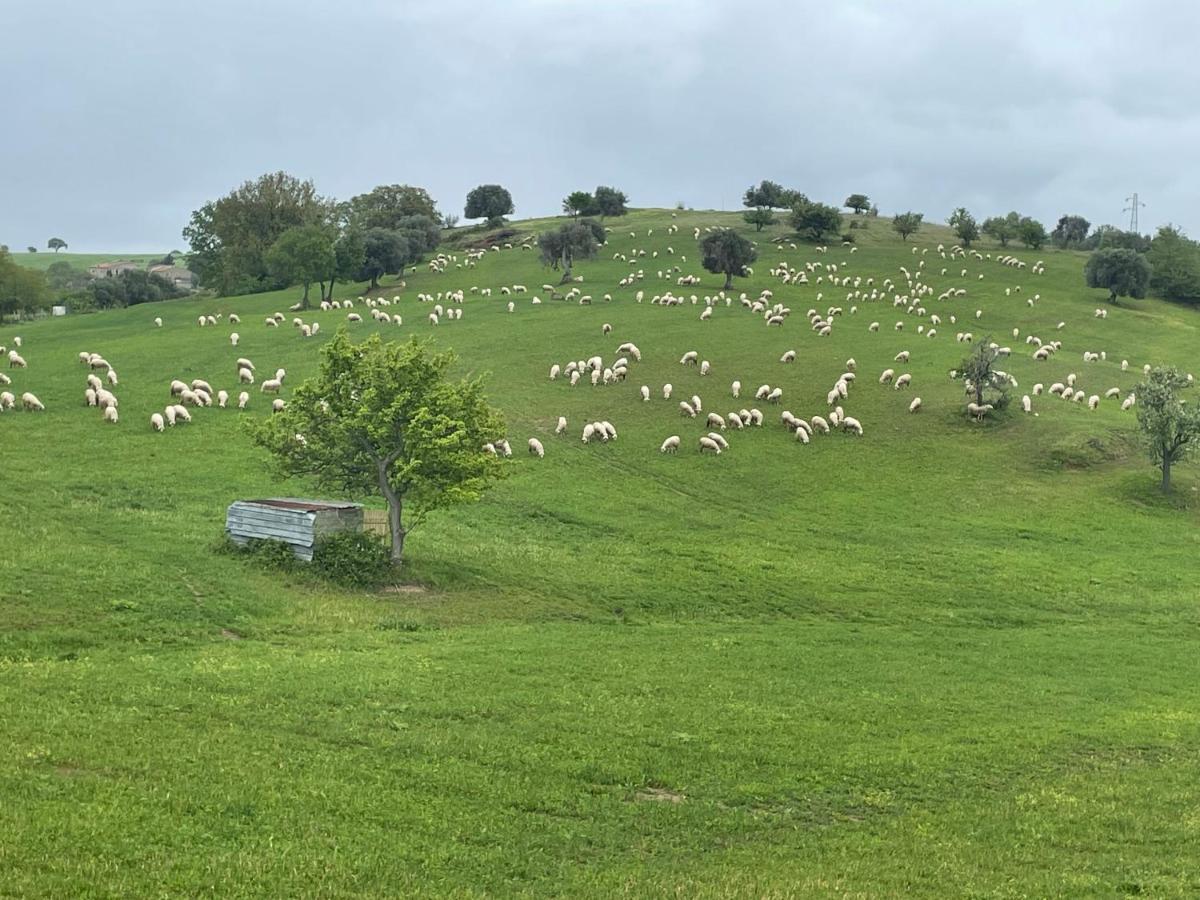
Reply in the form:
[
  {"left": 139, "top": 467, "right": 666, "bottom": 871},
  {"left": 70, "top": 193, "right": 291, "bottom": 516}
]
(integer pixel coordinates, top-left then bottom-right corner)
[{"left": 245, "top": 498, "right": 362, "bottom": 512}]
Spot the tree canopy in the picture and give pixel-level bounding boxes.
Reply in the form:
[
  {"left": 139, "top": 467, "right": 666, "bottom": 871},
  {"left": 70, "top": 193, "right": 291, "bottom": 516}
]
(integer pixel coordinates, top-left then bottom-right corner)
[
  {"left": 699, "top": 228, "right": 757, "bottom": 290},
  {"left": 948, "top": 208, "right": 979, "bottom": 247},
  {"left": 0, "top": 249, "right": 51, "bottom": 319},
  {"left": 47, "top": 237, "right": 67, "bottom": 253},
  {"left": 743, "top": 207, "right": 776, "bottom": 232},
  {"left": 590, "top": 186, "right": 628, "bottom": 218},
  {"left": 464, "top": 184, "right": 514, "bottom": 226},
  {"left": 1084, "top": 247, "right": 1152, "bottom": 304},
  {"left": 743, "top": 181, "right": 798, "bottom": 209},
  {"left": 891, "top": 212, "right": 923, "bottom": 242},
  {"left": 266, "top": 225, "right": 335, "bottom": 308},
  {"left": 359, "top": 228, "right": 410, "bottom": 290},
  {"left": 981, "top": 212, "right": 1020, "bottom": 247},
  {"left": 844, "top": 194, "right": 871, "bottom": 214},
  {"left": 1051, "top": 214, "right": 1091, "bottom": 249},
  {"left": 953, "top": 338, "right": 1011, "bottom": 409},
  {"left": 1016, "top": 217, "right": 1047, "bottom": 250},
  {"left": 538, "top": 219, "right": 603, "bottom": 283},
  {"left": 1147, "top": 225, "right": 1200, "bottom": 304},
  {"left": 562, "top": 191, "right": 592, "bottom": 218},
  {"left": 345, "top": 185, "right": 438, "bottom": 232},
  {"left": 250, "top": 331, "right": 505, "bottom": 563},
  {"left": 1135, "top": 367, "right": 1200, "bottom": 492},
  {"left": 790, "top": 199, "right": 843, "bottom": 242}
]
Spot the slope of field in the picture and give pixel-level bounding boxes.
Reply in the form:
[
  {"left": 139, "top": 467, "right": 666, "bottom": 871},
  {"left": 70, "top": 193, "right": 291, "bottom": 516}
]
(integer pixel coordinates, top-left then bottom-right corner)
[
  {"left": 9, "top": 250, "right": 168, "bottom": 272},
  {"left": 2, "top": 209, "right": 1198, "bottom": 897}
]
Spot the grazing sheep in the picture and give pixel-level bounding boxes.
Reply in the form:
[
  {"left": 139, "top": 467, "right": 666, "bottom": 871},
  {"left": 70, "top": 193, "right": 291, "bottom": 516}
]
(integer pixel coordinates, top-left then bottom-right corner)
[
  {"left": 154, "top": 317, "right": 163, "bottom": 327},
  {"left": 700, "top": 360, "right": 711, "bottom": 376},
  {"left": 21, "top": 392, "right": 44, "bottom": 411},
  {"left": 698, "top": 436, "right": 722, "bottom": 454},
  {"left": 755, "top": 384, "right": 771, "bottom": 400},
  {"left": 640, "top": 385, "right": 650, "bottom": 402},
  {"left": 151, "top": 412, "right": 165, "bottom": 431},
  {"left": 528, "top": 438, "right": 545, "bottom": 458},
  {"left": 909, "top": 397, "right": 922, "bottom": 413},
  {"left": 1088, "top": 395, "right": 1100, "bottom": 410},
  {"left": 192, "top": 379, "right": 213, "bottom": 394},
  {"left": 549, "top": 364, "right": 561, "bottom": 380},
  {"left": 217, "top": 390, "right": 229, "bottom": 408},
  {"left": 894, "top": 351, "right": 910, "bottom": 362},
  {"left": 272, "top": 399, "right": 286, "bottom": 412},
  {"left": 691, "top": 394, "right": 702, "bottom": 412},
  {"left": 261, "top": 378, "right": 282, "bottom": 394},
  {"left": 103, "top": 406, "right": 119, "bottom": 424},
  {"left": 164, "top": 405, "right": 177, "bottom": 426},
  {"left": 238, "top": 366, "right": 255, "bottom": 384},
  {"left": 731, "top": 380, "right": 741, "bottom": 398},
  {"left": 879, "top": 368, "right": 895, "bottom": 384},
  {"left": 238, "top": 391, "right": 250, "bottom": 410},
  {"left": 106, "top": 369, "right": 119, "bottom": 386},
  {"left": 230, "top": 332, "right": 240, "bottom": 346},
  {"left": 662, "top": 383, "right": 672, "bottom": 400},
  {"left": 555, "top": 416, "right": 567, "bottom": 435},
  {"left": 707, "top": 412, "right": 726, "bottom": 431},
  {"left": 8, "top": 351, "right": 27, "bottom": 369},
  {"left": 582, "top": 423, "right": 596, "bottom": 443},
  {"left": 1022, "top": 395, "right": 1032, "bottom": 413},
  {"left": 894, "top": 373, "right": 912, "bottom": 390},
  {"left": 965, "top": 402, "right": 994, "bottom": 421},
  {"left": 680, "top": 351, "right": 699, "bottom": 365},
  {"left": 811, "top": 416, "right": 831, "bottom": 434},
  {"left": 660, "top": 435, "right": 681, "bottom": 453},
  {"left": 767, "top": 388, "right": 782, "bottom": 404},
  {"left": 842, "top": 416, "right": 863, "bottom": 435},
  {"left": 728, "top": 412, "right": 744, "bottom": 429},
  {"left": 679, "top": 400, "right": 697, "bottom": 418},
  {"left": 707, "top": 432, "right": 729, "bottom": 450}
]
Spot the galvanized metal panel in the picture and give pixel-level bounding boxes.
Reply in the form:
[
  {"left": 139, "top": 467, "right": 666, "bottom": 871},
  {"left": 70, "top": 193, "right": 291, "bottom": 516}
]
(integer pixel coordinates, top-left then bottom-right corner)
[{"left": 226, "top": 498, "right": 364, "bottom": 561}]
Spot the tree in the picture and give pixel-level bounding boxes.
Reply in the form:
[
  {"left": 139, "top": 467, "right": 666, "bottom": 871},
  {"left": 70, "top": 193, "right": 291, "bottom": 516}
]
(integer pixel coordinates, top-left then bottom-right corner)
[
  {"left": 744, "top": 180, "right": 789, "bottom": 209},
  {"left": 563, "top": 191, "right": 592, "bottom": 218},
  {"left": 538, "top": 219, "right": 603, "bottom": 283},
  {"left": 892, "top": 212, "right": 923, "bottom": 242},
  {"left": 324, "top": 227, "right": 366, "bottom": 301},
  {"left": 743, "top": 207, "right": 776, "bottom": 232},
  {"left": 250, "top": 332, "right": 504, "bottom": 564},
  {"left": 1147, "top": 225, "right": 1200, "bottom": 304},
  {"left": 47, "top": 237, "right": 67, "bottom": 253},
  {"left": 265, "top": 225, "right": 335, "bottom": 308},
  {"left": 359, "top": 229, "right": 410, "bottom": 290},
  {"left": 953, "top": 338, "right": 1011, "bottom": 408},
  {"left": 346, "top": 185, "right": 438, "bottom": 232},
  {"left": 1135, "top": 367, "right": 1200, "bottom": 492},
  {"left": 26, "top": 246, "right": 37, "bottom": 253},
  {"left": 464, "top": 184, "right": 514, "bottom": 226},
  {"left": 1051, "top": 214, "right": 1090, "bottom": 249},
  {"left": 1016, "top": 217, "right": 1047, "bottom": 250},
  {"left": 982, "top": 212, "right": 1020, "bottom": 247},
  {"left": 790, "top": 199, "right": 843, "bottom": 242},
  {"left": 1086, "top": 226, "right": 1151, "bottom": 253},
  {"left": 591, "top": 186, "right": 628, "bottom": 218},
  {"left": 699, "top": 228, "right": 757, "bottom": 290},
  {"left": 844, "top": 194, "right": 871, "bottom": 214},
  {"left": 183, "top": 171, "right": 330, "bottom": 295},
  {"left": 0, "top": 249, "right": 51, "bottom": 320},
  {"left": 1084, "top": 248, "right": 1151, "bottom": 305},
  {"left": 948, "top": 208, "right": 979, "bottom": 247}
]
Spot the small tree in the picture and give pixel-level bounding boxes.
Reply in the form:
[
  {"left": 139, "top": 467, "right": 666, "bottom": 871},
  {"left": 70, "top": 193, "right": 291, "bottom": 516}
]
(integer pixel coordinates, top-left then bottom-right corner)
[
  {"left": 953, "top": 338, "right": 1011, "bottom": 408},
  {"left": 538, "top": 219, "right": 603, "bottom": 283},
  {"left": 790, "top": 199, "right": 843, "bottom": 241},
  {"left": 359, "top": 228, "right": 410, "bottom": 290},
  {"left": 563, "top": 191, "right": 592, "bottom": 218},
  {"left": 844, "top": 193, "right": 871, "bottom": 214},
  {"left": 1084, "top": 247, "right": 1152, "bottom": 304},
  {"left": 591, "top": 186, "right": 628, "bottom": 218},
  {"left": 251, "top": 332, "right": 504, "bottom": 564},
  {"left": 26, "top": 246, "right": 37, "bottom": 253},
  {"left": 892, "top": 212, "right": 923, "bottom": 242},
  {"left": 948, "top": 208, "right": 979, "bottom": 247},
  {"left": 47, "top": 237, "right": 67, "bottom": 253},
  {"left": 464, "top": 184, "right": 514, "bottom": 227},
  {"left": 982, "top": 212, "right": 1020, "bottom": 247},
  {"left": 743, "top": 207, "right": 776, "bottom": 232},
  {"left": 1051, "top": 214, "right": 1091, "bottom": 249},
  {"left": 744, "top": 180, "right": 789, "bottom": 209},
  {"left": 1135, "top": 367, "right": 1200, "bottom": 492},
  {"left": 1017, "top": 217, "right": 1047, "bottom": 250},
  {"left": 699, "top": 228, "right": 757, "bottom": 290},
  {"left": 265, "top": 225, "right": 334, "bottom": 308}
]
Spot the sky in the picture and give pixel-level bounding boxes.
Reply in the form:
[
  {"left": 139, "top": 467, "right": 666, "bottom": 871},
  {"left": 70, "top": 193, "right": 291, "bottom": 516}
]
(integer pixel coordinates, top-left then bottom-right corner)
[{"left": 3, "top": 0, "right": 1198, "bottom": 252}]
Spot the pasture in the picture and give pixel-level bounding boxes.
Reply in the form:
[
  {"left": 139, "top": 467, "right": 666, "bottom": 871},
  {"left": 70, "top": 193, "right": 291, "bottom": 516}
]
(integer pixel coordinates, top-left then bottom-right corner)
[{"left": 2, "top": 209, "right": 1198, "bottom": 897}]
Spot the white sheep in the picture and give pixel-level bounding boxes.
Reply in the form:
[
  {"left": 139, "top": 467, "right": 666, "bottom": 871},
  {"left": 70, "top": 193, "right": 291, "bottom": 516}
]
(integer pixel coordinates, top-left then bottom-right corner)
[
  {"left": 662, "top": 383, "right": 673, "bottom": 400},
  {"left": 151, "top": 412, "right": 165, "bottom": 431},
  {"left": 660, "top": 435, "right": 680, "bottom": 453},
  {"left": 103, "top": 406, "right": 119, "bottom": 424},
  {"left": 528, "top": 438, "right": 545, "bottom": 458},
  {"left": 879, "top": 368, "right": 895, "bottom": 384},
  {"left": 640, "top": 385, "right": 650, "bottom": 402},
  {"left": 894, "top": 373, "right": 912, "bottom": 390},
  {"left": 731, "top": 380, "right": 741, "bottom": 398},
  {"left": 698, "top": 436, "right": 722, "bottom": 454},
  {"left": 154, "top": 317, "right": 163, "bottom": 327},
  {"left": 1022, "top": 395, "right": 1032, "bottom": 413},
  {"left": 909, "top": 397, "right": 922, "bottom": 413},
  {"left": 238, "top": 391, "right": 250, "bottom": 410},
  {"left": 230, "top": 332, "right": 240, "bottom": 346},
  {"left": 555, "top": 416, "right": 567, "bottom": 435},
  {"left": 582, "top": 423, "right": 596, "bottom": 443},
  {"left": 261, "top": 378, "right": 282, "bottom": 394},
  {"left": 679, "top": 400, "right": 697, "bottom": 418},
  {"left": 272, "top": 399, "right": 286, "bottom": 412},
  {"left": 842, "top": 416, "right": 863, "bottom": 435},
  {"left": 707, "top": 412, "right": 726, "bottom": 431},
  {"left": 217, "top": 390, "right": 229, "bottom": 408},
  {"left": 700, "top": 360, "right": 711, "bottom": 376},
  {"left": 21, "top": 392, "right": 44, "bottom": 411}
]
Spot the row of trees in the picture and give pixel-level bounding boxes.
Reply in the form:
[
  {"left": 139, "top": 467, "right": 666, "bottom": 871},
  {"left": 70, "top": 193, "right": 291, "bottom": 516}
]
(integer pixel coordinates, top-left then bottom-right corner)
[
  {"left": 562, "top": 186, "right": 627, "bottom": 219},
  {"left": 0, "top": 249, "right": 51, "bottom": 319}
]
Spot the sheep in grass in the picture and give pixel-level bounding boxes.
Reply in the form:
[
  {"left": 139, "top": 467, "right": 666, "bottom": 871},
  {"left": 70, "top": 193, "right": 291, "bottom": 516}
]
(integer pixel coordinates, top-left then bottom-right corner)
[
  {"left": 909, "top": 397, "right": 922, "bottom": 413},
  {"left": 1105, "top": 387, "right": 1121, "bottom": 399},
  {"left": 690, "top": 394, "right": 702, "bottom": 412},
  {"left": 0, "top": 391, "right": 13, "bottom": 410},
  {"left": 1022, "top": 395, "right": 1032, "bottom": 413},
  {"left": 767, "top": 388, "right": 782, "bottom": 404},
  {"left": 780, "top": 350, "right": 796, "bottom": 363},
  {"left": 965, "top": 402, "right": 994, "bottom": 421},
  {"left": 8, "top": 351, "right": 27, "bottom": 369},
  {"left": 1088, "top": 395, "right": 1100, "bottom": 410},
  {"left": 707, "top": 412, "right": 726, "bottom": 431},
  {"left": 846, "top": 358, "right": 856, "bottom": 371},
  {"left": 237, "top": 391, "right": 249, "bottom": 410},
  {"left": 679, "top": 401, "right": 697, "bottom": 418},
  {"left": 103, "top": 406, "right": 119, "bottom": 424},
  {"left": 728, "top": 412, "right": 744, "bottom": 429},
  {"left": 662, "top": 383, "right": 672, "bottom": 400},
  {"left": 1121, "top": 395, "right": 1136, "bottom": 411},
  {"left": 154, "top": 317, "right": 163, "bottom": 328},
  {"left": 660, "top": 435, "right": 681, "bottom": 453},
  {"left": 698, "top": 436, "right": 722, "bottom": 454},
  {"left": 230, "top": 332, "right": 240, "bottom": 346},
  {"left": 163, "top": 405, "right": 177, "bottom": 426},
  {"left": 151, "top": 412, "right": 165, "bottom": 432},
  {"left": 879, "top": 368, "right": 895, "bottom": 384},
  {"left": 106, "top": 369, "right": 118, "bottom": 386},
  {"left": 731, "top": 380, "right": 741, "bottom": 398},
  {"left": 1033, "top": 383, "right": 1044, "bottom": 396},
  {"left": 21, "top": 392, "right": 44, "bottom": 411},
  {"left": 707, "top": 432, "right": 729, "bottom": 451},
  {"left": 549, "top": 364, "right": 561, "bottom": 380},
  {"left": 272, "top": 399, "right": 286, "bottom": 413},
  {"left": 582, "top": 423, "right": 597, "bottom": 443},
  {"left": 811, "top": 416, "right": 831, "bottom": 434},
  {"left": 261, "top": 378, "right": 282, "bottom": 394},
  {"left": 894, "top": 351, "right": 910, "bottom": 362},
  {"left": 217, "top": 390, "right": 229, "bottom": 408},
  {"left": 755, "top": 384, "right": 771, "bottom": 400},
  {"left": 679, "top": 351, "right": 699, "bottom": 365},
  {"left": 640, "top": 385, "right": 650, "bottom": 402},
  {"left": 841, "top": 416, "right": 863, "bottom": 436},
  {"left": 894, "top": 373, "right": 912, "bottom": 390},
  {"left": 528, "top": 438, "right": 545, "bottom": 458}
]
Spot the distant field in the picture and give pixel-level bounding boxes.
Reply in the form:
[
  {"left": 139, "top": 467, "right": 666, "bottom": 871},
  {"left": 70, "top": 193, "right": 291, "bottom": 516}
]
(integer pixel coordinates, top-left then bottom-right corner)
[
  {"left": 8, "top": 250, "right": 168, "bottom": 271},
  {"left": 2, "top": 208, "right": 1198, "bottom": 897}
]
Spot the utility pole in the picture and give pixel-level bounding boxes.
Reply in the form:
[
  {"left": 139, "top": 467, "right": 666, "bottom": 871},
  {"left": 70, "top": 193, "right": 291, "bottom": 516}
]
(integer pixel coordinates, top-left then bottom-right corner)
[{"left": 1123, "top": 193, "right": 1145, "bottom": 233}]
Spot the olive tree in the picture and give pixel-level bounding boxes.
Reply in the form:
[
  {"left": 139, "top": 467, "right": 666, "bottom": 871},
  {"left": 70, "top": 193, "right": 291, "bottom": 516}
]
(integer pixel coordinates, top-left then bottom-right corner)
[
  {"left": 251, "top": 331, "right": 505, "bottom": 564},
  {"left": 953, "top": 338, "right": 1011, "bottom": 408},
  {"left": 1085, "top": 247, "right": 1152, "bottom": 304},
  {"left": 699, "top": 228, "right": 757, "bottom": 290},
  {"left": 1135, "top": 367, "right": 1200, "bottom": 492},
  {"left": 538, "top": 219, "right": 603, "bottom": 283}
]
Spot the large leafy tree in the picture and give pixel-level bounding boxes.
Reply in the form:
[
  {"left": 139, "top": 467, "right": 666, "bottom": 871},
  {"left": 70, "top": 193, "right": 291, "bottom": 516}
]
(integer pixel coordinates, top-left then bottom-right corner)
[
  {"left": 0, "top": 249, "right": 51, "bottom": 319},
  {"left": 562, "top": 191, "right": 592, "bottom": 218},
  {"left": 1135, "top": 367, "right": 1200, "bottom": 492},
  {"left": 265, "top": 225, "right": 335, "bottom": 308},
  {"left": 346, "top": 184, "right": 438, "bottom": 231},
  {"left": 251, "top": 332, "right": 505, "bottom": 564},
  {"left": 948, "top": 208, "right": 979, "bottom": 247},
  {"left": 790, "top": 198, "right": 843, "bottom": 242},
  {"left": 1084, "top": 247, "right": 1152, "bottom": 304},
  {"left": 1017, "top": 216, "right": 1048, "bottom": 250},
  {"left": 1051, "top": 214, "right": 1091, "bottom": 249},
  {"left": 953, "top": 338, "right": 1011, "bottom": 408},
  {"left": 464, "top": 184, "right": 514, "bottom": 226},
  {"left": 183, "top": 171, "right": 330, "bottom": 295},
  {"left": 538, "top": 219, "right": 603, "bottom": 283},
  {"left": 744, "top": 180, "right": 792, "bottom": 209},
  {"left": 591, "top": 186, "right": 628, "bottom": 218},
  {"left": 743, "top": 207, "right": 776, "bottom": 232},
  {"left": 47, "top": 237, "right": 67, "bottom": 253},
  {"left": 844, "top": 193, "right": 871, "bottom": 214},
  {"left": 1147, "top": 225, "right": 1200, "bottom": 304},
  {"left": 359, "top": 229, "right": 410, "bottom": 290},
  {"left": 982, "top": 212, "right": 1021, "bottom": 247},
  {"left": 699, "top": 228, "right": 757, "bottom": 290},
  {"left": 891, "top": 211, "right": 923, "bottom": 242}
]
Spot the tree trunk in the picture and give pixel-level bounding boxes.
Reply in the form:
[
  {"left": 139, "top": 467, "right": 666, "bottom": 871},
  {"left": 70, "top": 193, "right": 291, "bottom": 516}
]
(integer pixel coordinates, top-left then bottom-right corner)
[
  {"left": 723, "top": 272, "right": 733, "bottom": 290},
  {"left": 378, "top": 466, "right": 405, "bottom": 564},
  {"left": 1162, "top": 457, "right": 1171, "bottom": 493},
  {"left": 559, "top": 253, "right": 573, "bottom": 284},
  {"left": 301, "top": 281, "right": 310, "bottom": 309},
  {"left": 318, "top": 280, "right": 327, "bottom": 302}
]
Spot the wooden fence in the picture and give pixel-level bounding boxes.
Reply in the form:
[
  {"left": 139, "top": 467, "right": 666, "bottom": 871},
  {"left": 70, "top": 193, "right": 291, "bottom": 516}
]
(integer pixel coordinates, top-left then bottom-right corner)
[{"left": 362, "top": 509, "right": 390, "bottom": 538}]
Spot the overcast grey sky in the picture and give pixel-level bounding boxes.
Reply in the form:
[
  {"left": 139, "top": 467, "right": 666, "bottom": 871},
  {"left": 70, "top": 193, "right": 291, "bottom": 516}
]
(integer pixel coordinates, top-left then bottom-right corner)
[{"left": 3, "top": 0, "right": 1197, "bottom": 252}]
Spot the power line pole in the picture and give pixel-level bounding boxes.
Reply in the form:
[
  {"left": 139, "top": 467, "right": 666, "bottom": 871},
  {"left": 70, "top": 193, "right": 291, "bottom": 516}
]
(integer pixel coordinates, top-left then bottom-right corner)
[{"left": 1123, "top": 193, "right": 1145, "bottom": 232}]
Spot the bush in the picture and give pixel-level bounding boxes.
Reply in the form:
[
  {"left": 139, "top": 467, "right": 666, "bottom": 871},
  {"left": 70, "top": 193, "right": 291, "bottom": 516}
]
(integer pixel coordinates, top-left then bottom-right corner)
[
  {"left": 240, "top": 537, "right": 301, "bottom": 571},
  {"left": 311, "top": 531, "right": 395, "bottom": 588},
  {"left": 848, "top": 220, "right": 860, "bottom": 230},
  {"left": 841, "top": 232, "right": 856, "bottom": 244}
]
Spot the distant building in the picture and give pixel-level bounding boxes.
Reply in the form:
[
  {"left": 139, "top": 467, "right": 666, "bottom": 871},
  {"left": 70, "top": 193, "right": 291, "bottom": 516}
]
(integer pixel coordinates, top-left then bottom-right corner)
[
  {"left": 148, "top": 264, "right": 196, "bottom": 290},
  {"left": 87, "top": 260, "right": 141, "bottom": 279}
]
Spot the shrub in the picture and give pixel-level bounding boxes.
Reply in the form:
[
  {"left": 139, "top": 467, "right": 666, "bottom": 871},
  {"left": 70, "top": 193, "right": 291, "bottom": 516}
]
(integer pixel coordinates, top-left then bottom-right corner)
[
  {"left": 841, "top": 232, "right": 856, "bottom": 244},
  {"left": 311, "top": 531, "right": 395, "bottom": 588}
]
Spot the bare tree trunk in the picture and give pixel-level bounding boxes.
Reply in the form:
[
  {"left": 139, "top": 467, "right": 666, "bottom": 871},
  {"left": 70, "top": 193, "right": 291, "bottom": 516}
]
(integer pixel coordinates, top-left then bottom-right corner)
[
  {"left": 724, "top": 272, "right": 733, "bottom": 290},
  {"left": 1162, "top": 457, "right": 1171, "bottom": 493},
  {"left": 378, "top": 467, "right": 405, "bottom": 564},
  {"left": 301, "top": 281, "right": 310, "bottom": 309}
]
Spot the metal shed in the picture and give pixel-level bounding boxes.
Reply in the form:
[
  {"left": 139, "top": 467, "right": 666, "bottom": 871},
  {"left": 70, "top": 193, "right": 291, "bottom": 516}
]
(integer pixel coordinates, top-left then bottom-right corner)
[{"left": 226, "top": 498, "right": 364, "bottom": 561}]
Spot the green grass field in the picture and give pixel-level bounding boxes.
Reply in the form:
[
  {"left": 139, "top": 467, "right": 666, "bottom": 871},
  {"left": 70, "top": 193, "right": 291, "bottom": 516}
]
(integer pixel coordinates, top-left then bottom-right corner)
[
  {"left": 9, "top": 250, "right": 168, "bottom": 272},
  {"left": 2, "top": 209, "right": 1198, "bottom": 897}
]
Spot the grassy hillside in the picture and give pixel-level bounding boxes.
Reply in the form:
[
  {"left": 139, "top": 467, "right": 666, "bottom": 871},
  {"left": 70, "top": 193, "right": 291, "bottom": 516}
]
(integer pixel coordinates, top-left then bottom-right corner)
[
  {"left": 2, "top": 208, "right": 1198, "bottom": 897},
  {"left": 9, "top": 250, "right": 168, "bottom": 272}
]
